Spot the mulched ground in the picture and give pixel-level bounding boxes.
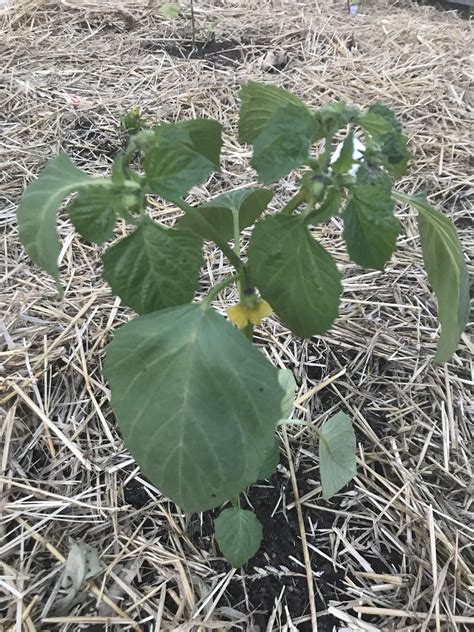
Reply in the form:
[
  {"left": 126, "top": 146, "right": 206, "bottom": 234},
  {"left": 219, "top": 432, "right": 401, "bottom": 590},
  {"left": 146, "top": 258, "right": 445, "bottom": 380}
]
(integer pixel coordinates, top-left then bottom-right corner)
[{"left": 1, "top": 1, "right": 472, "bottom": 630}]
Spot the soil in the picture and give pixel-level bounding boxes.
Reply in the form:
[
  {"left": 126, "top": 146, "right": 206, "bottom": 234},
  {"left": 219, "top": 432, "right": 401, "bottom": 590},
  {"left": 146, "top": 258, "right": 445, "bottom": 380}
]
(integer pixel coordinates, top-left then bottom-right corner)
[
  {"left": 141, "top": 37, "right": 253, "bottom": 67},
  {"left": 124, "top": 455, "right": 402, "bottom": 632}
]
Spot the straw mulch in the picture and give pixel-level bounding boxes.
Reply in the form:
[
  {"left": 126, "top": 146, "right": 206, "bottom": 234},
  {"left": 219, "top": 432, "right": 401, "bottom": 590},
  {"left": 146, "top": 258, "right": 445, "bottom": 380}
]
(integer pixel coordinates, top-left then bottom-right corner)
[{"left": 1, "top": 1, "right": 472, "bottom": 630}]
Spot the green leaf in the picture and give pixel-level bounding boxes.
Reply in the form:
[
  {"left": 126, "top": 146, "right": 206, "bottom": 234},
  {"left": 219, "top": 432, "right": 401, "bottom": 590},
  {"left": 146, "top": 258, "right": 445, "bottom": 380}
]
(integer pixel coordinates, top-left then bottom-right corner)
[
  {"left": 239, "top": 82, "right": 316, "bottom": 183},
  {"left": 239, "top": 81, "right": 308, "bottom": 144},
  {"left": 161, "top": 2, "right": 180, "bottom": 18},
  {"left": 179, "top": 188, "right": 273, "bottom": 241},
  {"left": 102, "top": 217, "right": 203, "bottom": 314},
  {"left": 144, "top": 119, "right": 222, "bottom": 199},
  {"left": 248, "top": 215, "right": 342, "bottom": 337},
  {"left": 257, "top": 437, "right": 280, "bottom": 480},
  {"left": 396, "top": 192, "right": 469, "bottom": 363},
  {"left": 314, "top": 101, "right": 359, "bottom": 139},
  {"left": 331, "top": 132, "right": 354, "bottom": 174},
  {"left": 305, "top": 187, "right": 341, "bottom": 225},
  {"left": 251, "top": 103, "right": 316, "bottom": 183},
  {"left": 319, "top": 411, "right": 356, "bottom": 500},
  {"left": 104, "top": 304, "right": 285, "bottom": 512},
  {"left": 358, "top": 104, "right": 410, "bottom": 178},
  {"left": 358, "top": 103, "right": 401, "bottom": 136},
  {"left": 343, "top": 168, "right": 399, "bottom": 270},
  {"left": 214, "top": 508, "right": 263, "bottom": 567},
  {"left": 17, "top": 153, "right": 92, "bottom": 291},
  {"left": 279, "top": 368, "right": 296, "bottom": 420},
  {"left": 67, "top": 185, "right": 120, "bottom": 244}
]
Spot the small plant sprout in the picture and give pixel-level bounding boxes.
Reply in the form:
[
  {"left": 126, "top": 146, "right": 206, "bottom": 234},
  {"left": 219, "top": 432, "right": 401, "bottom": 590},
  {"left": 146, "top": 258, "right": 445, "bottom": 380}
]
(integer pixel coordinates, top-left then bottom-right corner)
[{"left": 17, "top": 82, "right": 469, "bottom": 567}]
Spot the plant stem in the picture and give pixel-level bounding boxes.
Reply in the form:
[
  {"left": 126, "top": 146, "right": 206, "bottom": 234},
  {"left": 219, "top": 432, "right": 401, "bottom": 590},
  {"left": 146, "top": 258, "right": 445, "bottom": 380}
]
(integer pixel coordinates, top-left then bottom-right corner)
[
  {"left": 232, "top": 208, "right": 243, "bottom": 298},
  {"left": 204, "top": 274, "right": 240, "bottom": 306},
  {"left": 280, "top": 190, "right": 305, "bottom": 215},
  {"left": 190, "top": 0, "right": 196, "bottom": 50},
  {"left": 174, "top": 198, "right": 243, "bottom": 271}
]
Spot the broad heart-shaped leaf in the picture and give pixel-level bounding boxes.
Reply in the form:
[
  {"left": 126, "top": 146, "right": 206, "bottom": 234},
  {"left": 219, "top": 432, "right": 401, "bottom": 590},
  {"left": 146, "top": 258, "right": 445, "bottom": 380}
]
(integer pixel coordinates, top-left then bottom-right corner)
[
  {"left": 343, "top": 168, "right": 399, "bottom": 270},
  {"left": 214, "top": 508, "right": 263, "bottom": 567},
  {"left": 67, "top": 185, "right": 121, "bottom": 244},
  {"left": 102, "top": 217, "right": 203, "bottom": 314},
  {"left": 319, "top": 412, "right": 356, "bottom": 500},
  {"left": 396, "top": 192, "right": 469, "bottom": 363},
  {"left": 17, "top": 152, "right": 92, "bottom": 291},
  {"left": 104, "top": 304, "right": 285, "bottom": 512},
  {"left": 179, "top": 188, "right": 273, "bottom": 241},
  {"left": 239, "top": 81, "right": 309, "bottom": 144},
  {"left": 248, "top": 215, "right": 342, "bottom": 338},
  {"left": 144, "top": 118, "right": 222, "bottom": 200}
]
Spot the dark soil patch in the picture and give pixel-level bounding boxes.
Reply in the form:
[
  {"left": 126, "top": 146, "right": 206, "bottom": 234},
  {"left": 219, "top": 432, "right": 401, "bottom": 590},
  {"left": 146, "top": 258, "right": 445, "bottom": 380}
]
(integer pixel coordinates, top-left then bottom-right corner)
[{"left": 141, "top": 38, "right": 252, "bottom": 67}]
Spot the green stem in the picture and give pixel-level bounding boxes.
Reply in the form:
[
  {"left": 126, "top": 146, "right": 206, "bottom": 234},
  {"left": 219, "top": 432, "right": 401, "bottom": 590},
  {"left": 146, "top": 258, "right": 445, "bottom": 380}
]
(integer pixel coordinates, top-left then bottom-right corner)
[
  {"left": 204, "top": 274, "right": 240, "bottom": 306},
  {"left": 280, "top": 190, "right": 305, "bottom": 215},
  {"left": 232, "top": 208, "right": 243, "bottom": 299},
  {"left": 175, "top": 198, "right": 243, "bottom": 271},
  {"left": 231, "top": 496, "right": 241, "bottom": 509}
]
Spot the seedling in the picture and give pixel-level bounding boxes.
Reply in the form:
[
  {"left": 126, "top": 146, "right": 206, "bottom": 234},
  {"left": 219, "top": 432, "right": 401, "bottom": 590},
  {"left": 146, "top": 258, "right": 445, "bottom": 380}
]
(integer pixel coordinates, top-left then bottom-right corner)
[{"left": 17, "top": 82, "right": 469, "bottom": 566}]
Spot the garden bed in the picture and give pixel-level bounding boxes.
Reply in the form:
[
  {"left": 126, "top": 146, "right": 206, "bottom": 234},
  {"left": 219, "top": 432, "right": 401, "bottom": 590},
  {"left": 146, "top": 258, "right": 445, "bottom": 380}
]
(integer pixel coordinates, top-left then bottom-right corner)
[{"left": 1, "top": 1, "right": 472, "bottom": 630}]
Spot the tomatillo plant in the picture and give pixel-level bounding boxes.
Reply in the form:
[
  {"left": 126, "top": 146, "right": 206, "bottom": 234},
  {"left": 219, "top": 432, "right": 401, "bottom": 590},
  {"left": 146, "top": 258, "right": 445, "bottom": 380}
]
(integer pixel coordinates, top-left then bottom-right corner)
[{"left": 17, "top": 82, "right": 469, "bottom": 567}]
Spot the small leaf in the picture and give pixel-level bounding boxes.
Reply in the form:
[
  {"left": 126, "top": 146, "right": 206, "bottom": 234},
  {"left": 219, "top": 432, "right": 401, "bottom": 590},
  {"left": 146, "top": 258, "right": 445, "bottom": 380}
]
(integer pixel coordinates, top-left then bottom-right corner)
[
  {"left": 257, "top": 437, "right": 280, "bottom": 479},
  {"left": 343, "top": 168, "right": 399, "bottom": 270},
  {"left": 319, "top": 411, "right": 356, "bottom": 500},
  {"left": 144, "top": 119, "right": 222, "bottom": 200},
  {"left": 17, "top": 153, "right": 92, "bottom": 290},
  {"left": 331, "top": 131, "right": 354, "bottom": 174},
  {"left": 161, "top": 2, "right": 180, "bottom": 18},
  {"left": 239, "top": 81, "right": 309, "bottom": 144},
  {"left": 397, "top": 193, "right": 469, "bottom": 363},
  {"left": 104, "top": 304, "right": 285, "bottom": 512},
  {"left": 214, "top": 508, "right": 263, "bottom": 567},
  {"left": 314, "top": 101, "right": 359, "bottom": 139},
  {"left": 102, "top": 217, "right": 203, "bottom": 314},
  {"left": 248, "top": 215, "right": 342, "bottom": 337},
  {"left": 279, "top": 368, "right": 296, "bottom": 420},
  {"left": 358, "top": 104, "right": 410, "bottom": 178},
  {"left": 305, "top": 187, "right": 341, "bottom": 225},
  {"left": 67, "top": 185, "right": 120, "bottom": 244},
  {"left": 179, "top": 188, "right": 273, "bottom": 241},
  {"left": 57, "top": 541, "right": 102, "bottom": 610}
]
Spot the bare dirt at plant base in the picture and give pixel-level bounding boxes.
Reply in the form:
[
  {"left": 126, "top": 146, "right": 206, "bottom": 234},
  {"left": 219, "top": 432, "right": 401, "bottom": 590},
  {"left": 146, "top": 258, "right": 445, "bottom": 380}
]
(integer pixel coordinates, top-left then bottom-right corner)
[{"left": 1, "top": 1, "right": 473, "bottom": 630}]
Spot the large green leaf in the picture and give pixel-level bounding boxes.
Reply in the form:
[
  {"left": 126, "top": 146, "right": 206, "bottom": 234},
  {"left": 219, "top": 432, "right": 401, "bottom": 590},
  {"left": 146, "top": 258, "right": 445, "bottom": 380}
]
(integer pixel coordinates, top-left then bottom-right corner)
[
  {"left": 239, "top": 82, "right": 316, "bottom": 183},
  {"left": 179, "top": 188, "right": 273, "bottom": 241},
  {"left": 248, "top": 215, "right": 342, "bottom": 337},
  {"left": 17, "top": 152, "right": 92, "bottom": 290},
  {"left": 144, "top": 119, "right": 222, "bottom": 200},
  {"left": 343, "top": 168, "right": 399, "bottom": 270},
  {"left": 319, "top": 412, "right": 356, "bottom": 500},
  {"left": 239, "top": 81, "right": 308, "bottom": 144},
  {"left": 104, "top": 304, "right": 284, "bottom": 512},
  {"left": 102, "top": 217, "right": 203, "bottom": 314},
  {"left": 214, "top": 508, "right": 263, "bottom": 567},
  {"left": 67, "top": 185, "right": 120, "bottom": 244},
  {"left": 395, "top": 192, "right": 469, "bottom": 363},
  {"left": 249, "top": 103, "right": 316, "bottom": 183}
]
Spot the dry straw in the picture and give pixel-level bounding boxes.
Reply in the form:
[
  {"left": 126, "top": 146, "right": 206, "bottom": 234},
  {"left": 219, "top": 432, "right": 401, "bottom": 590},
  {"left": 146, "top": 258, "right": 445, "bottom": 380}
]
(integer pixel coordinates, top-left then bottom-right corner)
[{"left": 1, "top": 0, "right": 472, "bottom": 630}]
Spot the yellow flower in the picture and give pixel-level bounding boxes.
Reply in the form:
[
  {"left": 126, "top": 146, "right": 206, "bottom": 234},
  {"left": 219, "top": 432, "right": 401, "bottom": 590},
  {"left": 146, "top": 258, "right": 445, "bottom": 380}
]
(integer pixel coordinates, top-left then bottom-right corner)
[{"left": 227, "top": 299, "right": 272, "bottom": 329}]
